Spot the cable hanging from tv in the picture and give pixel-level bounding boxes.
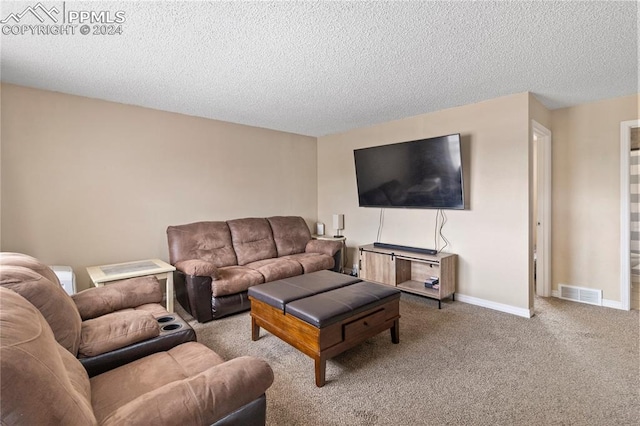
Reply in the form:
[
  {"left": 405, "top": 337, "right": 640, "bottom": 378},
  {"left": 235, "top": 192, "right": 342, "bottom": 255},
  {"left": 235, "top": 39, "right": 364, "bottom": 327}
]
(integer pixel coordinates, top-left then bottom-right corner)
[
  {"left": 434, "top": 209, "right": 450, "bottom": 253},
  {"left": 376, "top": 208, "right": 385, "bottom": 242}
]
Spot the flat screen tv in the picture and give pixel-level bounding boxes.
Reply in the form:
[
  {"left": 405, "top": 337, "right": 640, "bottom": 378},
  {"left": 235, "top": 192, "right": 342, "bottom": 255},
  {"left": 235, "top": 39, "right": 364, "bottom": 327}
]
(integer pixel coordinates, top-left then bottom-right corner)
[{"left": 354, "top": 134, "right": 464, "bottom": 209}]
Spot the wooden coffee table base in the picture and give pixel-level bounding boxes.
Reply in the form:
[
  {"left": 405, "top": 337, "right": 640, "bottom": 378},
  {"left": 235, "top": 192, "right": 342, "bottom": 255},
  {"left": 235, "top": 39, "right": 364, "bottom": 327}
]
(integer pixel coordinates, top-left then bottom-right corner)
[{"left": 250, "top": 297, "right": 400, "bottom": 387}]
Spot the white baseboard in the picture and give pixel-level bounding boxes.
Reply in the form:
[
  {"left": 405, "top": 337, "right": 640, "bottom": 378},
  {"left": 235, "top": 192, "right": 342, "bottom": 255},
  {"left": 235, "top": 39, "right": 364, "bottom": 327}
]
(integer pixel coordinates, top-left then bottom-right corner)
[
  {"left": 455, "top": 293, "right": 533, "bottom": 318},
  {"left": 602, "top": 299, "right": 624, "bottom": 309},
  {"left": 449, "top": 292, "right": 625, "bottom": 316},
  {"left": 551, "top": 290, "right": 624, "bottom": 310}
]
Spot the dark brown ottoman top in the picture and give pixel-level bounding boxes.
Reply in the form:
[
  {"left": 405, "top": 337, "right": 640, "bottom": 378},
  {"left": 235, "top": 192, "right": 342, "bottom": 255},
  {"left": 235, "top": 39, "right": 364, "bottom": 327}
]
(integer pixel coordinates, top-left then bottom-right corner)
[
  {"left": 248, "top": 270, "right": 401, "bottom": 328},
  {"left": 285, "top": 281, "right": 400, "bottom": 328},
  {"left": 248, "top": 269, "right": 360, "bottom": 310}
]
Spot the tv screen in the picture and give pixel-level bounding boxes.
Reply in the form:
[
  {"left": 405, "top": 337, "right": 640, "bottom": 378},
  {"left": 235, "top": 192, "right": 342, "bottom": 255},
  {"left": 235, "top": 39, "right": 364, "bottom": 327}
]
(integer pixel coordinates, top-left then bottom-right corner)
[{"left": 354, "top": 134, "right": 464, "bottom": 209}]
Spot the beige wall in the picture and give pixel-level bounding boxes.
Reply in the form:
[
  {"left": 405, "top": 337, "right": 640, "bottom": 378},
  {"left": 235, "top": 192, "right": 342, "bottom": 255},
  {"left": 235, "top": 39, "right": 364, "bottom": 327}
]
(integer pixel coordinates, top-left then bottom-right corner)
[
  {"left": 529, "top": 95, "right": 552, "bottom": 130},
  {"left": 551, "top": 94, "right": 639, "bottom": 303},
  {"left": 0, "top": 84, "right": 318, "bottom": 291},
  {"left": 318, "top": 93, "right": 532, "bottom": 314},
  {"left": 3, "top": 82, "right": 637, "bottom": 312}
]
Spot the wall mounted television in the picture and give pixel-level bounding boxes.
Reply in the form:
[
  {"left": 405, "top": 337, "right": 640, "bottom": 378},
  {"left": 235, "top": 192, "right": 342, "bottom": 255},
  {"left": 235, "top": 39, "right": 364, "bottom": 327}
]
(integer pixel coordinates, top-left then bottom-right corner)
[{"left": 354, "top": 134, "right": 464, "bottom": 209}]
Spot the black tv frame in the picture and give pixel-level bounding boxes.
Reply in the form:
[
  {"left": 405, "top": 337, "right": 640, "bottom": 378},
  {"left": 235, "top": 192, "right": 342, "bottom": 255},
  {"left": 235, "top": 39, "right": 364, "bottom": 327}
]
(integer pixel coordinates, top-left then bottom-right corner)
[{"left": 353, "top": 133, "right": 465, "bottom": 210}]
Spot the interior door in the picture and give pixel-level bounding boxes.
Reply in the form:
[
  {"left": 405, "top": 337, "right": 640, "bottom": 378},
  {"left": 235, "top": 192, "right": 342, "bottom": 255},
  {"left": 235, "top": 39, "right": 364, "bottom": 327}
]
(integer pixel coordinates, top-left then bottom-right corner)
[
  {"left": 621, "top": 120, "right": 640, "bottom": 310},
  {"left": 533, "top": 121, "right": 552, "bottom": 298}
]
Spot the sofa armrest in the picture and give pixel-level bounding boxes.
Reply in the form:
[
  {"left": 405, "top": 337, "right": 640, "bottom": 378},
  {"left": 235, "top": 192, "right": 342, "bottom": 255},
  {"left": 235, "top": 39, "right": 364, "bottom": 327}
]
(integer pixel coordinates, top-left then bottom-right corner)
[
  {"left": 175, "top": 259, "right": 220, "bottom": 279},
  {"left": 99, "top": 356, "right": 274, "bottom": 426},
  {"left": 72, "top": 276, "right": 163, "bottom": 320},
  {"left": 173, "top": 260, "right": 219, "bottom": 323},
  {"left": 175, "top": 271, "right": 215, "bottom": 323},
  {"left": 305, "top": 239, "right": 342, "bottom": 256}
]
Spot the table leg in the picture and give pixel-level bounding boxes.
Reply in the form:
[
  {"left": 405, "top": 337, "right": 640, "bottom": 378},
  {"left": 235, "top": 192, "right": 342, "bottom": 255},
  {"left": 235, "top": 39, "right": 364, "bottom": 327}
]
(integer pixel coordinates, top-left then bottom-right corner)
[
  {"left": 391, "top": 319, "right": 400, "bottom": 344},
  {"left": 251, "top": 317, "right": 260, "bottom": 341},
  {"left": 315, "top": 356, "right": 326, "bottom": 387},
  {"left": 166, "top": 272, "right": 174, "bottom": 313}
]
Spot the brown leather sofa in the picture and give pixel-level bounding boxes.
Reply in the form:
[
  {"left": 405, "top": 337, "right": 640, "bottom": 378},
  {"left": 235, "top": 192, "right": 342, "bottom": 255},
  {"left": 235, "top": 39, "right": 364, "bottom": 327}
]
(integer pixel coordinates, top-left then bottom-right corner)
[
  {"left": 167, "top": 216, "right": 343, "bottom": 322},
  {"left": 0, "top": 252, "right": 195, "bottom": 376},
  {"left": 0, "top": 286, "right": 274, "bottom": 425}
]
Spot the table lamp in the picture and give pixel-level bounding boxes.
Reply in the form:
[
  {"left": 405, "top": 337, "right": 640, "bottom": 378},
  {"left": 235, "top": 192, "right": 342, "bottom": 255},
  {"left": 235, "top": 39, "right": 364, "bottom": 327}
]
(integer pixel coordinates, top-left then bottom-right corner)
[{"left": 332, "top": 214, "right": 344, "bottom": 238}]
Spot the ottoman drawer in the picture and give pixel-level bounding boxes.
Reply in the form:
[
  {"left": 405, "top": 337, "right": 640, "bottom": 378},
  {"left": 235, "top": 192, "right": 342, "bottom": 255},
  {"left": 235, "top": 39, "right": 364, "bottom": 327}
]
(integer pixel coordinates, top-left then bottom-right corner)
[{"left": 343, "top": 308, "right": 387, "bottom": 341}]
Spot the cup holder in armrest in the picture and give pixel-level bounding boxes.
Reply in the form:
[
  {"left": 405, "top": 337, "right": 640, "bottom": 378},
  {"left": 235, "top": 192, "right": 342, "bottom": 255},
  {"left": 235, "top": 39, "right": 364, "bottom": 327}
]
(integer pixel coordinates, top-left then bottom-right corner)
[
  {"left": 156, "top": 313, "right": 190, "bottom": 335},
  {"left": 161, "top": 323, "right": 182, "bottom": 331}
]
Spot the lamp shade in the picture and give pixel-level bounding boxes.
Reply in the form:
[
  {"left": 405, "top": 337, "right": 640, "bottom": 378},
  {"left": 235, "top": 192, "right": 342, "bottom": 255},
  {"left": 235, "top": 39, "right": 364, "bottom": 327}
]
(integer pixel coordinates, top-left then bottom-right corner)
[{"left": 332, "top": 214, "right": 344, "bottom": 230}]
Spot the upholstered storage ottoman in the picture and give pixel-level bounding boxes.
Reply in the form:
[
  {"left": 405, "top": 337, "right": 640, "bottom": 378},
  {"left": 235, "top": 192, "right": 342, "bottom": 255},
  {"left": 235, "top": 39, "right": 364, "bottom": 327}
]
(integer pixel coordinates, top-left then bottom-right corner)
[{"left": 248, "top": 270, "right": 400, "bottom": 387}]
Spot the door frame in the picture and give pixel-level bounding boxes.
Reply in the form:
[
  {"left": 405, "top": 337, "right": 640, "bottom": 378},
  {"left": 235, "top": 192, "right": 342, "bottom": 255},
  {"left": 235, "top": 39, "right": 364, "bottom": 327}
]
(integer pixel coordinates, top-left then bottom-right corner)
[
  {"left": 532, "top": 120, "right": 552, "bottom": 298},
  {"left": 620, "top": 119, "right": 639, "bottom": 311}
]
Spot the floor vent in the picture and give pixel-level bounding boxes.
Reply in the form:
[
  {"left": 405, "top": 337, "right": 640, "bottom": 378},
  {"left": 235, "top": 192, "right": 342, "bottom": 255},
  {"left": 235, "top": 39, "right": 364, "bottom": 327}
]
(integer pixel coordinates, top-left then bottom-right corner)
[{"left": 558, "top": 284, "right": 602, "bottom": 306}]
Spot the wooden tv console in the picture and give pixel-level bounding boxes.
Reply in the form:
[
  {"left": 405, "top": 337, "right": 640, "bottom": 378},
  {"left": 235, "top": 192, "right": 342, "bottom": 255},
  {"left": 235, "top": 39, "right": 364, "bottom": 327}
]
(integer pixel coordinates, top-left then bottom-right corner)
[{"left": 358, "top": 244, "right": 457, "bottom": 308}]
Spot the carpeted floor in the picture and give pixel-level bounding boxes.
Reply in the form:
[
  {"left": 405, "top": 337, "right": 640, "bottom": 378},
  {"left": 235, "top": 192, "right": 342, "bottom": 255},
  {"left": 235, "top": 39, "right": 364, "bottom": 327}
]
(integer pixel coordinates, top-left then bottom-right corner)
[{"left": 176, "top": 294, "right": 639, "bottom": 425}]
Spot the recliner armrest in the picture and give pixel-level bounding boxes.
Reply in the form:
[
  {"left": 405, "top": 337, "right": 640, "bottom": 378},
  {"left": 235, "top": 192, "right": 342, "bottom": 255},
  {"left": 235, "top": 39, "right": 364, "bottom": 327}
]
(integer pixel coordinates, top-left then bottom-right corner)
[
  {"left": 175, "top": 259, "right": 219, "bottom": 279},
  {"left": 79, "top": 313, "right": 196, "bottom": 377},
  {"left": 172, "top": 261, "right": 219, "bottom": 323},
  {"left": 99, "top": 356, "right": 274, "bottom": 426},
  {"left": 305, "top": 239, "right": 342, "bottom": 256},
  {"left": 175, "top": 272, "right": 215, "bottom": 323},
  {"left": 79, "top": 310, "right": 160, "bottom": 357},
  {"left": 72, "top": 276, "right": 163, "bottom": 320}
]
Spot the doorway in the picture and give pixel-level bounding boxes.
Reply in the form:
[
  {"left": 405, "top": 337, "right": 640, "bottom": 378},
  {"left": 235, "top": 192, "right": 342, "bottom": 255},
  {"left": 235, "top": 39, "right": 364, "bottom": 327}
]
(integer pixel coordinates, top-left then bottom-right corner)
[
  {"left": 620, "top": 120, "right": 640, "bottom": 311},
  {"left": 532, "top": 120, "right": 552, "bottom": 298}
]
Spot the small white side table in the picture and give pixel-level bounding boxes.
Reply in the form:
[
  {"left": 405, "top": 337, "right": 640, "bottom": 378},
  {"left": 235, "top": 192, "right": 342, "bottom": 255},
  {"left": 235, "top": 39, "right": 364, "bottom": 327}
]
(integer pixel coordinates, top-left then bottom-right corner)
[
  {"left": 86, "top": 259, "right": 176, "bottom": 312},
  {"left": 312, "top": 234, "right": 347, "bottom": 273}
]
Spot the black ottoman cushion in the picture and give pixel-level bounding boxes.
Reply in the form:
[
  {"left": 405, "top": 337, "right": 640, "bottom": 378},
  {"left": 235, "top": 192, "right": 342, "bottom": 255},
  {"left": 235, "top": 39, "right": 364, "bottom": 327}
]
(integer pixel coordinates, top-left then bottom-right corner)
[
  {"left": 285, "top": 281, "right": 401, "bottom": 328},
  {"left": 248, "top": 270, "right": 360, "bottom": 311}
]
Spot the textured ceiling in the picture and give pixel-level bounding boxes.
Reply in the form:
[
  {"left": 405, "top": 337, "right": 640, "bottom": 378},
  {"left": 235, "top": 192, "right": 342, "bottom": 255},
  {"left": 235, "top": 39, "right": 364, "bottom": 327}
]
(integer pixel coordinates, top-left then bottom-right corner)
[{"left": 1, "top": 1, "right": 638, "bottom": 136}]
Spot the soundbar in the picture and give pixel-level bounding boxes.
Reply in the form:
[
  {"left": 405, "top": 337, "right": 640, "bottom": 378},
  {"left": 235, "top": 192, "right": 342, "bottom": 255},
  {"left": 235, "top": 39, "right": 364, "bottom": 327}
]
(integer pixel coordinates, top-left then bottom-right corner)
[{"left": 373, "top": 242, "right": 437, "bottom": 255}]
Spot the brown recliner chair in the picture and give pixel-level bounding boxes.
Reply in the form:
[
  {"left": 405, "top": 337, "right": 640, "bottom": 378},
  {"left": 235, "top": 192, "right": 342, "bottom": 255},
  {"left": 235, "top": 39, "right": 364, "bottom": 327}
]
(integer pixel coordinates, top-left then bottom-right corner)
[
  {"left": 0, "top": 252, "right": 195, "bottom": 376},
  {"left": 0, "top": 287, "right": 274, "bottom": 425}
]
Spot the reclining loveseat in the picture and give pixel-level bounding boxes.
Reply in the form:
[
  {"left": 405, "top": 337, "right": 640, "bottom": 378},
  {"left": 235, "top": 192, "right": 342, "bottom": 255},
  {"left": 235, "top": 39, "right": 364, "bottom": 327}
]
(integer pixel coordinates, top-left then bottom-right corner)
[
  {"left": 167, "top": 216, "right": 343, "bottom": 322},
  {"left": 0, "top": 252, "right": 194, "bottom": 376},
  {"left": 1, "top": 287, "right": 275, "bottom": 425}
]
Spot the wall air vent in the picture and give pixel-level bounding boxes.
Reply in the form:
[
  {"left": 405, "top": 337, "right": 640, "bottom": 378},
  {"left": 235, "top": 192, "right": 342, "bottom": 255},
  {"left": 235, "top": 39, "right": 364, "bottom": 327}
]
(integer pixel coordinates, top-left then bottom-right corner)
[{"left": 558, "top": 284, "right": 602, "bottom": 306}]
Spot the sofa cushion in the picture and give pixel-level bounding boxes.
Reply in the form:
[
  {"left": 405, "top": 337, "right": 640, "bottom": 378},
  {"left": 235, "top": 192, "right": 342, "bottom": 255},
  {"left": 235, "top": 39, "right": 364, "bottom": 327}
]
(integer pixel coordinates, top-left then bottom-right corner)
[
  {"left": 90, "top": 342, "right": 225, "bottom": 422},
  {"left": 0, "top": 265, "right": 83, "bottom": 356},
  {"left": 72, "top": 276, "right": 163, "bottom": 320},
  {"left": 282, "top": 253, "right": 335, "bottom": 273},
  {"left": 227, "top": 218, "right": 277, "bottom": 266},
  {"left": 167, "top": 221, "right": 238, "bottom": 267},
  {"left": 211, "top": 266, "right": 265, "bottom": 297},
  {"left": 79, "top": 310, "right": 160, "bottom": 357},
  {"left": 267, "top": 216, "right": 312, "bottom": 256},
  {"left": 0, "top": 288, "right": 96, "bottom": 425},
  {"left": 244, "top": 258, "right": 304, "bottom": 282}
]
